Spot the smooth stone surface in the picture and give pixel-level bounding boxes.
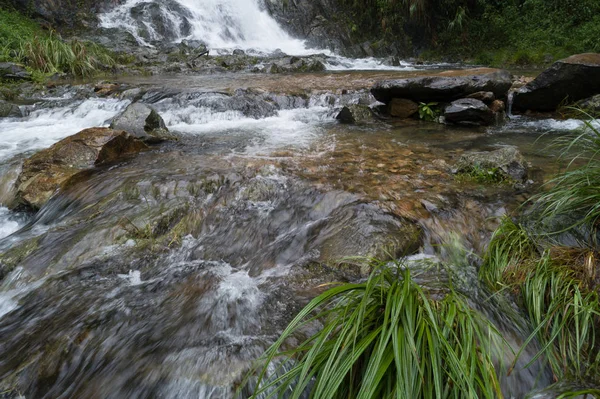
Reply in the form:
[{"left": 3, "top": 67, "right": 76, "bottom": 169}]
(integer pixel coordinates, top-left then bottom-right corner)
[
  {"left": 110, "top": 102, "right": 171, "bottom": 142},
  {"left": 371, "top": 68, "right": 513, "bottom": 104},
  {"left": 15, "top": 128, "right": 148, "bottom": 210},
  {"left": 513, "top": 53, "right": 600, "bottom": 111},
  {"left": 389, "top": 98, "right": 419, "bottom": 118},
  {"left": 444, "top": 98, "right": 494, "bottom": 126},
  {"left": 0, "top": 100, "right": 22, "bottom": 118}
]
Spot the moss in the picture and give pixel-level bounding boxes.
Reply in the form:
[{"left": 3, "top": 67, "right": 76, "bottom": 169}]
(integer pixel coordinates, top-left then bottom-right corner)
[
  {"left": 455, "top": 166, "right": 509, "bottom": 185},
  {"left": 0, "top": 236, "right": 42, "bottom": 278}
]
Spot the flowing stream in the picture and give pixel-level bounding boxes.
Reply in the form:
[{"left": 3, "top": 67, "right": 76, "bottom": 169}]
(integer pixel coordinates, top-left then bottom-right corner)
[{"left": 0, "top": 2, "right": 595, "bottom": 398}]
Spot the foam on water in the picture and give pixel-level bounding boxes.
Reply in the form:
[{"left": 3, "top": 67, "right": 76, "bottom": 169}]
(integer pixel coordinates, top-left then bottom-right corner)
[
  {"left": 160, "top": 104, "right": 333, "bottom": 153},
  {"left": 0, "top": 207, "right": 21, "bottom": 240},
  {"left": 0, "top": 98, "right": 130, "bottom": 163}
]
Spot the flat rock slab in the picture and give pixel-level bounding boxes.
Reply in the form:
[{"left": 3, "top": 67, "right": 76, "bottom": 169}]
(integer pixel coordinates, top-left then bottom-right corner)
[
  {"left": 371, "top": 68, "right": 513, "bottom": 104},
  {"left": 15, "top": 128, "right": 148, "bottom": 210},
  {"left": 513, "top": 53, "right": 600, "bottom": 111}
]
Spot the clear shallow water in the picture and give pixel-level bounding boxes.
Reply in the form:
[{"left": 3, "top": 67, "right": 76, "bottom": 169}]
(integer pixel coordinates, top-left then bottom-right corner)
[{"left": 0, "top": 74, "right": 597, "bottom": 397}]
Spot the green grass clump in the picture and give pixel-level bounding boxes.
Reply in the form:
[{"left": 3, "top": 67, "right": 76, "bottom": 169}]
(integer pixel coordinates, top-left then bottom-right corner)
[
  {"left": 246, "top": 263, "right": 505, "bottom": 399},
  {"left": 532, "top": 119, "right": 600, "bottom": 238},
  {"left": 455, "top": 165, "right": 509, "bottom": 185},
  {"left": 0, "top": 8, "right": 115, "bottom": 78}
]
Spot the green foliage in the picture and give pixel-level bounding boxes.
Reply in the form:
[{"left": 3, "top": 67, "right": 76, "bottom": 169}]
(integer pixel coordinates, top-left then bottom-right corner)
[
  {"left": 0, "top": 8, "right": 115, "bottom": 78},
  {"left": 246, "top": 262, "right": 505, "bottom": 399},
  {"left": 455, "top": 165, "right": 508, "bottom": 185},
  {"left": 480, "top": 216, "right": 537, "bottom": 290},
  {"left": 417, "top": 101, "right": 439, "bottom": 121},
  {"left": 532, "top": 117, "right": 600, "bottom": 237}
]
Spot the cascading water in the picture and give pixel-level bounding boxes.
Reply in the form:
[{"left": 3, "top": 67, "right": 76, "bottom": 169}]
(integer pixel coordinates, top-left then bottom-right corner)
[{"left": 100, "top": 0, "right": 313, "bottom": 54}]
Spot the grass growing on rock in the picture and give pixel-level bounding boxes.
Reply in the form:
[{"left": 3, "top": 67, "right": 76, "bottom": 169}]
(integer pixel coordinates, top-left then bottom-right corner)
[
  {"left": 0, "top": 8, "right": 116, "bottom": 78},
  {"left": 246, "top": 261, "right": 505, "bottom": 399}
]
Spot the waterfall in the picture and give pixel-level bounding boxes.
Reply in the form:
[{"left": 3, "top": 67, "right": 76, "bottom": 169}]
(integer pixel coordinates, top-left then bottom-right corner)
[{"left": 99, "top": 0, "right": 314, "bottom": 54}]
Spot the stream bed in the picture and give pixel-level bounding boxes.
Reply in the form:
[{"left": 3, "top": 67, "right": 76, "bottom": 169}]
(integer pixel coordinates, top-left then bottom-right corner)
[{"left": 0, "top": 52, "right": 595, "bottom": 399}]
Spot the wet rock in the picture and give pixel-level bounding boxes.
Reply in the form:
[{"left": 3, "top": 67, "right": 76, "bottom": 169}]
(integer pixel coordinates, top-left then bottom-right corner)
[
  {"left": 0, "top": 100, "right": 22, "bottom": 118},
  {"left": 119, "top": 88, "right": 145, "bottom": 102},
  {"left": 336, "top": 105, "right": 374, "bottom": 124},
  {"left": 371, "top": 68, "right": 513, "bottom": 104},
  {"left": 0, "top": 62, "right": 31, "bottom": 81},
  {"left": 15, "top": 128, "right": 148, "bottom": 210},
  {"left": 455, "top": 146, "right": 528, "bottom": 182},
  {"left": 232, "top": 49, "right": 246, "bottom": 56},
  {"left": 110, "top": 102, "right": 172, "bottom": 142},
  {"left": 94, "top": 82, "right": 120, "bottom": 97},
  {"left": 489, "top": 99, "right": 506, "bottom": 114},
  {"left": 444, "top": 98, "right": 494, "bottom": 126},
  {"left": 389, "top": 98, "right": 418, "bottom": 118},
  {"left": 313, "top": 203, "right": 421, "bottom": 274},
  {"left": 574, "top": 94, "right": 600, "bottom": 117},
  {"left": 466, "top": 91, "right": 495, "bottom": 104},
  {"left": 513, "top": 53, "right": 600, "bottom": 111}
]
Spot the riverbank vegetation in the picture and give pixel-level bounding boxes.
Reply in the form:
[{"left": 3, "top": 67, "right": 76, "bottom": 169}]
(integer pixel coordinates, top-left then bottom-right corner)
[
  {"left": 340, "top": 0, "right": 600, "bottom": 66},
  {"left": 246, "top": 117, "right": 600, "bottom": 397},
  {"left": 0, "top": 8, "right": 116, "bottom": 79}
]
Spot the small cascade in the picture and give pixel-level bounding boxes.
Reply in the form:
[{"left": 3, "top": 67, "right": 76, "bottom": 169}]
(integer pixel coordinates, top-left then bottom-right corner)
[{"left": 506, "top": 90, "right": 516, "bottom": 118}]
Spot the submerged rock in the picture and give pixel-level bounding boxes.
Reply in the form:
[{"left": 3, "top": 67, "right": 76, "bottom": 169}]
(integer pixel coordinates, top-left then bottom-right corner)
[
  {"left": 371, "top": 68, "right": 512, "bottom": 104},
  {"left": 444, "top": 98, "right": 494, "bottom": 126},
  {"left": 110, "top": 102, "right": 172, "bottom": 142},
  {"left": 454, "top": 146, "right": 528, "bottom": 182},
  {"left": 513, "top": 53, "right": 600, "bottom": 111},
  {"left": 0, "top": 100, "right": 22, "bottom": 118},
  {"left": 388, "top": 98, "right": 419, "bottom": 118},
  {"left": 14, "top": 128, "right": 148, "bottom": 210}
]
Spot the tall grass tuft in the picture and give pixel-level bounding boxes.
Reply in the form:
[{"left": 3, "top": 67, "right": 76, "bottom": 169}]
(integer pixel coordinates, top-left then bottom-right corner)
[
  {"left": 515, "top": 254, "right": 600, "bottom": 383},
  {"left": 246, "top": 262, "right": 505, "bottom": 399},
  {"left": 533, "top": 116, "right": 600, "bottom": 239},
  {"left": 13, "top": 33, "right": 116, "bottom": 77},
  {"left": 481, "top": 216, "right": 538, "bottom": 291}
]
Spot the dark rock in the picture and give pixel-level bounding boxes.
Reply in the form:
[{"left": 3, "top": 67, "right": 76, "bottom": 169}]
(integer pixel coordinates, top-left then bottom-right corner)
[
  {"left": 0, "top": 62, "right": 31, "bottom": 81},
  {"left": 444, "top": 98, "right": 494, "bottom": 126},
  {"left": 513, "top": 53, "right": 600, "bottom": 111},
  {"left": 455, "top": 146, "right": 528, "bottom": 182},
  {"left": 110, "top": 103, "right": 172, "bottom": 142},
  {"left": 389, "top": 98, "right": 418, "bottom": 118},
  {"left": 336, "top": 105, "right": 373, "bottom": 124},
  {"left": 15, "top": 128, "right": 148, "bottom": 209},
  {"left": 371, "top": 68, "right": 513, "bottom": 104},
  {"left": 232, "top": 49, "right": 246, "bottom": 56},
  {"left": 466, "top": 91, "right": 495, "bottom": 104},
  {"left": 0, "top": 100, "right": 22, "bottom": 118}
]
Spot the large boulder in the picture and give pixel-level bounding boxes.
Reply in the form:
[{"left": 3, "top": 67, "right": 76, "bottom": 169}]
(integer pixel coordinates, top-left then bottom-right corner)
[
  {"left": 444, "top": 98, "right": 494, "bottom": 126},
  {"left": 110, "top": 102, "right": 172, "bottom": 142},
  {"left": 15, "top": 128, "right": 148, "bottom": 210},
  {"left": 0, "top": 100, "right": 22, "bottom": 118},
  {"left": 371, "top": 68, "right": 513, "bottom": 104},
  {"left": 454, "top": 146, "right": 528, "bottom": 182},
  {"left": 513, "top": 53, "right": 600, "bottom": 111}
]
